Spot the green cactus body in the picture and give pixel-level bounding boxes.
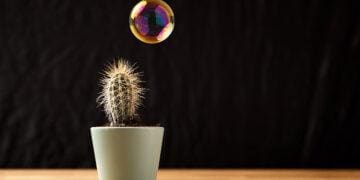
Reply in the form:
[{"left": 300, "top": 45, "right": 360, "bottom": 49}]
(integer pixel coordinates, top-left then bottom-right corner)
[{"left": 98, "top": 59, "right": 143, "bottom": 126}]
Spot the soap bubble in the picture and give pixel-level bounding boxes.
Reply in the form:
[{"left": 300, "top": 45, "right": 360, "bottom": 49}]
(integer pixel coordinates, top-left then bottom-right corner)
[{"left": 129, "top": 0, "right": 175, "bottom": 44}]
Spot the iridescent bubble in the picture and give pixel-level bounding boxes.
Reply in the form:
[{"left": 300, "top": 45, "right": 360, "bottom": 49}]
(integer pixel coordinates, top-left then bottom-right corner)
[{"left": 130, "top": 0, "right": 175, "bottom": 44}]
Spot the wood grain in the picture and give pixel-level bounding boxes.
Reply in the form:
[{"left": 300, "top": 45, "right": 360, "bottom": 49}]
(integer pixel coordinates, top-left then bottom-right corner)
[{"left": 0, "top": 169, "right": 360, "bottom": 180}]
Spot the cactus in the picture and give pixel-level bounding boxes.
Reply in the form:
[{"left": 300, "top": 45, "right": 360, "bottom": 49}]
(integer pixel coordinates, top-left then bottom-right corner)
[{"left": 97, "top": 58, "right": 144, "bottom": 126}]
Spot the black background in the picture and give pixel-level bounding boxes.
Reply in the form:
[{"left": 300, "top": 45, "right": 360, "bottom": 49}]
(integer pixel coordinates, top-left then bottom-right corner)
[{"left": 0, "top": 0, "right": 360, "bottom": 168}]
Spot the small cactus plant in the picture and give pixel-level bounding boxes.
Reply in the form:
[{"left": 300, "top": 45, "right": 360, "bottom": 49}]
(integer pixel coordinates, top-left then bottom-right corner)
[{"left": 97, "top": 58, "right": 144, "bottom": 126}]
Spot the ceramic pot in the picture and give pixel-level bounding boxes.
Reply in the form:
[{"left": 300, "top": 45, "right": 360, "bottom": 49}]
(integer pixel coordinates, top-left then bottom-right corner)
[{"left": 91, "top": 127, "right": 164, "bottom": 180}]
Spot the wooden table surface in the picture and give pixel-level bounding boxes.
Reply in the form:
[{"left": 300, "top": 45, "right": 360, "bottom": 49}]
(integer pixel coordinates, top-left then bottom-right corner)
[{"left": 0, "top": 169, "right": 360, "bottom": 180}]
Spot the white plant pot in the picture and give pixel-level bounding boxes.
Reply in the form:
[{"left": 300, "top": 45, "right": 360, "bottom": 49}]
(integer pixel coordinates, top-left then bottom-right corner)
[{"left": 91, "top": 127, "right": 164, "bottom": 180}]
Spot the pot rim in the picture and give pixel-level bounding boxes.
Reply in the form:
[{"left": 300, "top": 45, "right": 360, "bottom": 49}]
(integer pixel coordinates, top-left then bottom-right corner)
[{"left": 91, "top": 126, "right": 163, "bottom": 130}]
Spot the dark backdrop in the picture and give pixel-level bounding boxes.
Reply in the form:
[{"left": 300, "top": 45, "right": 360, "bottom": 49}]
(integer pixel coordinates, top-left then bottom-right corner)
[{"left": 0, "top": 0, "right": 360, "bottom": 168}]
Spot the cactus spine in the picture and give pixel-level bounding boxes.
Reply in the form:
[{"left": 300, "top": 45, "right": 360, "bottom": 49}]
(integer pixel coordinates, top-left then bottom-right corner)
[{"left": 97, "top": 59, "right": 144, "bottom": 126}]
